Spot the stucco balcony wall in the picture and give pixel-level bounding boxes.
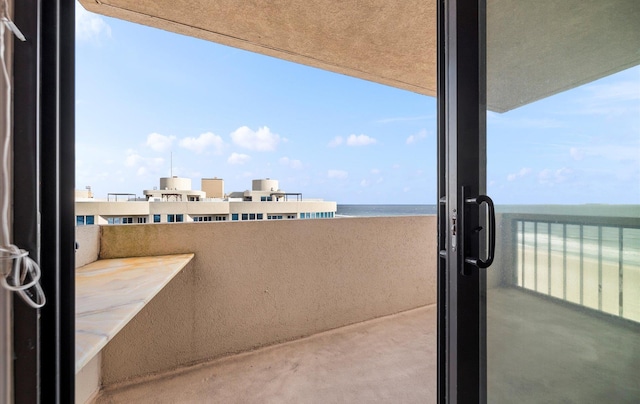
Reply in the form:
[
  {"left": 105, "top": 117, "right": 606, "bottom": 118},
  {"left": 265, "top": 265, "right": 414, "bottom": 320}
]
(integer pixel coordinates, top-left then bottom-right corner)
[{"left": 94, "top": 216, "right": 438, "bottom": 385}]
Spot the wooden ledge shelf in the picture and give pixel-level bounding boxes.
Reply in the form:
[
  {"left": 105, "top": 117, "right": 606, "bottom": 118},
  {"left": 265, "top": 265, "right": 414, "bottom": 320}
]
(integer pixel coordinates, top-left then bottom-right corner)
[{"left": 75, "top": 254, "right": 194, "bottom": 373}]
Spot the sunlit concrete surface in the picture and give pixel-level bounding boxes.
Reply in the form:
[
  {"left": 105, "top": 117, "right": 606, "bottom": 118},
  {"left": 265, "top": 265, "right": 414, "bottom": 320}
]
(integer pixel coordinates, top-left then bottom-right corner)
[
  {"left": 75, "top": 254, "right": 194, "bottom": 372},
  {"left": 95, "top": 305, "right": 438, "bottom": 403},
  {"left": 93, "top": 288, "right": 640, "bottom": 403}
]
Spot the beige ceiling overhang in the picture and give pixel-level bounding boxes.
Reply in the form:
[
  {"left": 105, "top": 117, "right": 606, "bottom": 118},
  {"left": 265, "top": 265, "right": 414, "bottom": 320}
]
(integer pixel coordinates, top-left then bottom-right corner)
[{"left": 79, "top": 0, "right": 640, "bottom": 112}]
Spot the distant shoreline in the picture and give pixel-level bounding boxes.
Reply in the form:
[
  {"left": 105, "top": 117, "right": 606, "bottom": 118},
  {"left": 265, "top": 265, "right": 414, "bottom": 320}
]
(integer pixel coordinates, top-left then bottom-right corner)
[{"left": 337, "top": 204, "right": 640, "bottom": 218}]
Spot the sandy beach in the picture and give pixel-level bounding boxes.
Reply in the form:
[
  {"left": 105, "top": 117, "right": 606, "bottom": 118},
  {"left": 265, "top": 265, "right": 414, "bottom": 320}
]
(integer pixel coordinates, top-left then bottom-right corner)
[{"left": 515, "top": 245, "right": 640, "bottom": 322}]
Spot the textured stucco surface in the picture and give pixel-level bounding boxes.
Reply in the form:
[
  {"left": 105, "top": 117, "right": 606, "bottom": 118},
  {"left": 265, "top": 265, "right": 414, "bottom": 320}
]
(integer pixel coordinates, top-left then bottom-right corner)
[
  {"left": 75, "top": 225, "right": 101, "bottom": 268},
  {"left": 79, "top": 0, "right": 437, "bottom": 97},
  {"left": 76, "top": 353, "right": 101, "bottom": 404},
  {"left": 98, "top": 216, "right": 437, "bottom": 385},
  {"left": 78, "top": 0, "right": 640, "bottom": 112}
]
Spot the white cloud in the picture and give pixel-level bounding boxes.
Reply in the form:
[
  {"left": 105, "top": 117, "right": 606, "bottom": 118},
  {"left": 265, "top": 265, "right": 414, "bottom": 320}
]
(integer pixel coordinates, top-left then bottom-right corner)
[
  {"left": 329, "top": 134, "right": 377, "bottom": 147},
  {"left": 231, "top": 126, "right": 281, "bottom": 151},
  {"left": 227, "top": 152, "right": 251, "bottom": 165},
  {"left": 124, "top": 149, "right": 164, "bottom": 177},
  {"left": 538, "top": 169, "right": 553, "bottom": 184},
  {"left": 371, "top": 168, "right": 381, "bottom": 174},
  {"left": 76, "top": 2, "right": 112, "bottom": 42},
  {"left": 346, "top": 134, "right": 377, "bottom": 146},
  {"left": 179, "top": 132, "right": 225, "bottom": 154},
  {"left": 327, "top": 170, "right": 348, "bottom": 179},
  {"left": 136, "top": 167, "right": 148, "bottom": 176},
  {"left": 279, "top": 157, "right": 303, "bottom": 169},
  {"left": 557, "top": 78, "right": 640, "bottom": 117},
  {"left": 584, "top": 81, "right": 640, "bottom": 104},
  {"left": 124, "top": 152, "right": 141, "bottom": 167},
  {"left": 328, "top": 136, "right": 344, "bottom": 148},
  {"left": 507, "top": 167, "right": 532, "bottom": 181},
  {"left": 406, "top": 129, "right": 428, "bottom": 144},
  {"left": 570, "top": 147, "right": 584, "bottom": 161},
  {"left": 145, "top": 133, "right": 176, "bottom": 153},
  {"left": 360, "top": 179, "right": 370, "bottom": 187},
  {"left": 553, "top": 167, "right": 572, "bottom": 183},
  {"left": 538, "top": 167, "right": 573, "bottom": 185}
]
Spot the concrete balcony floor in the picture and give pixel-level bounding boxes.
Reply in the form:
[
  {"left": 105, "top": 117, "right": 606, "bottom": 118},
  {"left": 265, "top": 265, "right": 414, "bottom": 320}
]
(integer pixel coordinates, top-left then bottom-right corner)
[
  {"left": 487, "top": 288, "right": 640, "bottom": 403},
  {"left": 94, "top": 289, "right": 639, "bottom": 403},
  {"left": 95, "top": 305, "right": 437, "bottom": 403}
]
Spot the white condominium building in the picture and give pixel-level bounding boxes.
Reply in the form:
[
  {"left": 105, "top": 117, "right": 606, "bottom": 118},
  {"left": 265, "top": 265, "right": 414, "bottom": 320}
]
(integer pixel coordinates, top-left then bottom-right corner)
[{"left": 75, "top": 177, "right": 337, "bottom": 225}]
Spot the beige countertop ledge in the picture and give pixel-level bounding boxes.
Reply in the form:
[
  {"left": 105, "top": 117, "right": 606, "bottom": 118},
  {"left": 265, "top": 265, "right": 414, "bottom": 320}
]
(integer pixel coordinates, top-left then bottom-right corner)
[{"left": 75, "top": 254, "right": 194, "bottom": 373}]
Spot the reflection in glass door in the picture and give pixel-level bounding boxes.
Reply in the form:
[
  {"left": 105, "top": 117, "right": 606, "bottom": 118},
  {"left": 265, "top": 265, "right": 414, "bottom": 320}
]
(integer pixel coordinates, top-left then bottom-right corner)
[{"left": 485, "top": 1, "right": 640, "bottom": 402}]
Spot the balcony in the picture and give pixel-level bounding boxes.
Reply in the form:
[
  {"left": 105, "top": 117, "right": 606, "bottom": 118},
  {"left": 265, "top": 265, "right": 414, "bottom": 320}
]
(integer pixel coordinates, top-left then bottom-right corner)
[{"left": 74, "top": 214, "right": 639, "bottom": 403}]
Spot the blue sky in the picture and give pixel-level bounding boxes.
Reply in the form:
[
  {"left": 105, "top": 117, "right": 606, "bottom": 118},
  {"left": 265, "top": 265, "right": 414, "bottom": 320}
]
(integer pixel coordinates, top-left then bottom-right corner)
[{"left": 75, "top": 3, "right": 639, "bottom": 205}]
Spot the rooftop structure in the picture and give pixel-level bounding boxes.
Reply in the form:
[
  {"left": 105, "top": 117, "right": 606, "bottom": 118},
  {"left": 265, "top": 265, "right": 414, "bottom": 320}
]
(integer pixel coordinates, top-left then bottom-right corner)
[
  {"left": 75, "top": 177, "right": 336, "bottom": 225},
  {"left": 200, "top": 178, "right": 224, "bottom": 199},
  {"left": 143, "top": 177, "right": 206, "bottom": 202}
]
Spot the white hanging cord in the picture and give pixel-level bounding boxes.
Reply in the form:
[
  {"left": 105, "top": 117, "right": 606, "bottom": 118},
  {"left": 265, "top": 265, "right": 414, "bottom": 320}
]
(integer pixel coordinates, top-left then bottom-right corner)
[
  {"left": 1, "top": 0, "right": 25, "bottom": 43},
  {"left": 0, "top": 3, "right": 45, "bottom": 309}
]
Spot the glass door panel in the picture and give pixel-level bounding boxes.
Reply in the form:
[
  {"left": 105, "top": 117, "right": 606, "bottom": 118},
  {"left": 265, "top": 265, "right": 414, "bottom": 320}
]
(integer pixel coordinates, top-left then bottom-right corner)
[{"left": 485, "top": 1, "right": 640, "bottom": 402}]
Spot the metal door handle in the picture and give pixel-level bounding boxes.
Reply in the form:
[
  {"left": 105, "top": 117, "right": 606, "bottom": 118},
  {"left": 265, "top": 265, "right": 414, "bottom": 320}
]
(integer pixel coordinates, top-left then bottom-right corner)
[{"left": 464, "top": 194, "right": 495, "bottom": 269}]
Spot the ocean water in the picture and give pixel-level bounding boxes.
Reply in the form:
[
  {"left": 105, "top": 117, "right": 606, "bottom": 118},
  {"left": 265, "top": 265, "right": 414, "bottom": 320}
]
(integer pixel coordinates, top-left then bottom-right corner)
[
  {"left": 336, "top": 204, "right": 437, "bottom": 217},
  {"left": 337, "top": 204, "right": 640, "bottom": 218}
]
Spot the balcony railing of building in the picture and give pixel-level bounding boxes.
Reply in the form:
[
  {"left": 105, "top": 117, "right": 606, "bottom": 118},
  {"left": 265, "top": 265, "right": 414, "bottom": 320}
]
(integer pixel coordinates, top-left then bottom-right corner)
[{"left": 499, "top": 213, "right": 640, "bottom": 324}]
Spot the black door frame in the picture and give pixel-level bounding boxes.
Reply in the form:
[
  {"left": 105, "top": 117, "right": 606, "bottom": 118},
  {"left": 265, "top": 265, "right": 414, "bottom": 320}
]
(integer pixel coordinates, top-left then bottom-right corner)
[
  {"left": 12, "top": 0, "right": 487, "bottom": 402},
  {"left": 437, "top": 0, "right": 487, "bottom": 402},
  {"left": 12, "top": 1, "right": 41, "bottom": 402},
  {"left": 12, "top": 0, "right": 75, "bottom": 402}
]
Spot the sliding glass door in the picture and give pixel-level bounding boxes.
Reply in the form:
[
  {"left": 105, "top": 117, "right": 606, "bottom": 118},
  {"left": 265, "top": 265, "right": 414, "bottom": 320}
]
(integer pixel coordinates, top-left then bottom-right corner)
[
  {"left": 439, "top": 0, "right": 639, "bottom": 402},
  {"left": 485, "top": 1, "right": 640, "bottom": 402}
]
